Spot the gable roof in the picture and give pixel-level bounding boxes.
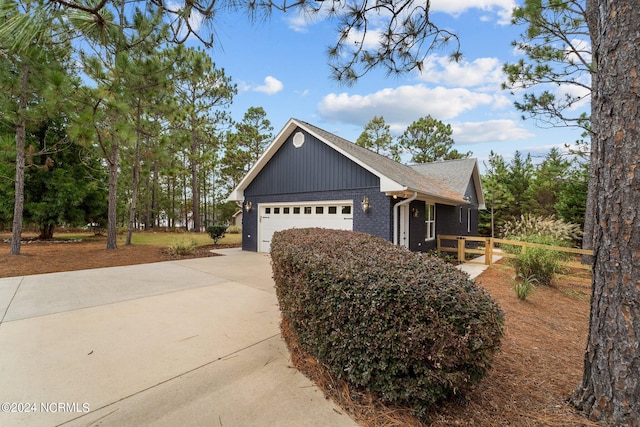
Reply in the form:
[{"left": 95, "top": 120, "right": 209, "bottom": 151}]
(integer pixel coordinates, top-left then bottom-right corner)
[
  {"left": 410, "top": 158, "right": 486, "bottom": 208},
  {"left": 229, "top": 118, "right": 484, "bottom": 207}
]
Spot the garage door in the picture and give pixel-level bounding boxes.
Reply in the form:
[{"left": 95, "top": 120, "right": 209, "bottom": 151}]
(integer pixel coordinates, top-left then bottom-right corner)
[{"left": 258, "top": 201, "right": 353, "bottom": 252}]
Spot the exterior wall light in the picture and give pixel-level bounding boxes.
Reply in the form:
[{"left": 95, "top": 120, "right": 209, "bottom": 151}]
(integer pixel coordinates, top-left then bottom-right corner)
[
  {"left": 412, "top": 207, "right": 420, "bottom": 217},
  {"left": 244, "top": 201, "right": 253, "bottom": 212},
  {"left": 361, "top": 196, "right": 371, "bottom": 213}
]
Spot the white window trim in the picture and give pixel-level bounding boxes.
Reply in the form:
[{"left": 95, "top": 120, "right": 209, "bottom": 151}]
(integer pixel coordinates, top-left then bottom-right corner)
[{"left": 425, "top": 203, "right": 436, "bottom": 241}]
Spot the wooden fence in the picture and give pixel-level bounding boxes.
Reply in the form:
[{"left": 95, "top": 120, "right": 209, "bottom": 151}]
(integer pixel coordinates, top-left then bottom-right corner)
[{"left": 436, "top": 235, "right": 593, "bottom": 270}]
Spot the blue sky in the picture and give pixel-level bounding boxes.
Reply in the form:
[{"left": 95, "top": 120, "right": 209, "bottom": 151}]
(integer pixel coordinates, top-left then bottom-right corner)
[{"left": 192, "top": 0, "right": 590, "bottom": 169}]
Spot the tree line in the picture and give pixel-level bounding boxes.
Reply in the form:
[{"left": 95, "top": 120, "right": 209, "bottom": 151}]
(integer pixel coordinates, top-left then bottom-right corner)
[
  {"left": 0, "top": 4, "right": 273, "bottom": 253},
  {"left": 480, "top": 147, "right": 588, "bottom": 239}
]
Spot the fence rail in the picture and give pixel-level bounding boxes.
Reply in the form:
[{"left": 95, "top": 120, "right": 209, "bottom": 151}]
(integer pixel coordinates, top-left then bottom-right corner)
[{"left": 437, "top": 235, "right": 593, "bottom": 270}]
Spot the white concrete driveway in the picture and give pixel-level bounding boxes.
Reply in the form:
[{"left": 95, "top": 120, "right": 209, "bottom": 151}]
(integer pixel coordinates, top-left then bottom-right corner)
[{"left": 0, "top": 249, "right": 356, "bottom": 427}]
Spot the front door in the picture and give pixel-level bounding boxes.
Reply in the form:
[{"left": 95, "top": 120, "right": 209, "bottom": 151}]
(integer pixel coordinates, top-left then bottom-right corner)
[{"left": 399, "top": 204, "right": 410, "bottom": 249}]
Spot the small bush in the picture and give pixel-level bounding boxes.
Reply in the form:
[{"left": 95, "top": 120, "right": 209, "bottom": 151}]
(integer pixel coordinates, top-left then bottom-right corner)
[
  {"left": 226, "top": 225, "right": 241, "bottom": 234},
  {"left": 206, "top": 225, "right": 227, "bottom": 244},
  {"left": 513, "top": 274, "right": 537, "bottom": 300},
  {"left": 502, "top": 234, "right": 569, "bottom": 287},
  {"left": 169, "top": 238, "right": 196, "bottom": 255},
  {"left": 271, "top": 228, "right": 504, "bottom": 419}
]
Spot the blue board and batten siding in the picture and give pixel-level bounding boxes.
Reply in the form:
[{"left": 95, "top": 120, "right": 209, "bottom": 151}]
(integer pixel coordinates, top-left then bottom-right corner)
[
  {"left": 242, "top": 128, "right": 393, "bottom": 251},
  {"left": 245, "top": 129, "right": 378, "bottom": 195}
]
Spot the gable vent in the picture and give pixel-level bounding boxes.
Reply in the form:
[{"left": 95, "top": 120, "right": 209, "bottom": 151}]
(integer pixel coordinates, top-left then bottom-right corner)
[{"left": 293, "top": 132, "right": 305, "bottom": 148}]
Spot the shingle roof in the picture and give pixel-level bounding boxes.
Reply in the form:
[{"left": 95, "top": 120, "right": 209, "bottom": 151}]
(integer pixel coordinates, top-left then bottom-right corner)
[
  {"left": 229, "top": 118, "right": 483, "bottom": 206},
  {"left": 298, "top": 120, "right": 471, "bottom": 204},
  {"left": 410, "top": 158, "right": 478, "bottom": 197}
]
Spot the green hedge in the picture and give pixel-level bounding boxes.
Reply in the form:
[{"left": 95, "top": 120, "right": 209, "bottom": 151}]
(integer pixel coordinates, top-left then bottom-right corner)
[{"left": 271, "top": 228, "right": 504, "bottom": 418}]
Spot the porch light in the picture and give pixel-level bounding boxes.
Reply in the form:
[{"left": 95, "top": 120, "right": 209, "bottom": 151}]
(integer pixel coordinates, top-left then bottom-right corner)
[
  {"left": 412, "top": 207, "right": 419, "bottom": 217},
  {"left": 244, "top": 201, "right": 253, "bottom": 212},
  {"left": 361, "top": 196, "right": 370, "bottom": 213}
]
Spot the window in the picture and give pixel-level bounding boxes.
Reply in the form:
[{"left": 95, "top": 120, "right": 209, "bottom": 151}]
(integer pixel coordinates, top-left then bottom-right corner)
[
  {"left": 467, "top": 208, "right": 471, "bottom": 233},
  {"left": 328, "top": 206, "right": 337, "bottom": 214},
  {"left": 425, "top": 204, "right": 435, "bottom": 241},
  {"left": 304, "top": 207, "right": 312, "bottom": 214},
  {"left": 283, "top": 207, "right": 290, "bottom": 214},
  {"left": 274, "top": 207, "right": 280, "bottom": 214},
  {"left": 316, "top": 206, "right": 324, "bottom": 214},
  {"left": 341, "top": 206, "right": 351, "bottom": 215},
  {"left": 265, "top": 208, "right": 271, "bottom": 214},
  {"left": 459, "top": 207, "right": 463, "bottom": 223},
  {"left": 293, "top": 207, "right": 300, "bottom": 214}
]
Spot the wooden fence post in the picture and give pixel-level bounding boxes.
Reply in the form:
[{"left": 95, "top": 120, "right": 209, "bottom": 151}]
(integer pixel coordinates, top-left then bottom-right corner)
[
  {"left": 458, "top": 237, "right": 465, "bottom": 263},
  {"left": 485, "top": 238, "right": 493, "bottom": 265}
]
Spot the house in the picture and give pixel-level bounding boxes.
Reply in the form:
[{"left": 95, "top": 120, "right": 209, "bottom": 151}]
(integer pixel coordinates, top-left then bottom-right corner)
[
  {"left": 231, "top": 210, "right": 243, "bottom": 228},
  {"left": 228, "top": 118, "right": 485, "bottom": 253}
]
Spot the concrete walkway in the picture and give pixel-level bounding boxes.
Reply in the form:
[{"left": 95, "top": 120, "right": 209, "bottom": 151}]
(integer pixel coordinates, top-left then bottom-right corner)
[
  {"left": 0, "top": 249, "right": 356, "bottom": 427},
  {"left": 456, "top": 254, "right": 501, "bottom": 280}
]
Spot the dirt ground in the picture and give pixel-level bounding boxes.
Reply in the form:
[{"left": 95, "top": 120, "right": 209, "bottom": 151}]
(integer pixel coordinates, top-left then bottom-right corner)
[
  {"left": 0, "top": 238, "right": 594, "bottom": 426},
  {"left": 0, "top": 237, "right": 236, "bottom": 279}
]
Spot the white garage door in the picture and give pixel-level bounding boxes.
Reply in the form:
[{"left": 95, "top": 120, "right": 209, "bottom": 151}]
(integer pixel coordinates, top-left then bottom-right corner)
[{"left": 258, "top": 201, "right": 353, "bottom": 252}]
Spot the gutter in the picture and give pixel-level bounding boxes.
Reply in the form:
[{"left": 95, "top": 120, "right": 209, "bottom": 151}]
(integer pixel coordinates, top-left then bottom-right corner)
[{"left": 392, "top": 192, "right": 418, "bottom": 246}]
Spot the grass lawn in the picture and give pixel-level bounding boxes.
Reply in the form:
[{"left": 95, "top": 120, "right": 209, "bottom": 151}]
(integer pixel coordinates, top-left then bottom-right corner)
[
  {"left": 46, "top": 230, "right": 243, "bottom": 247},
  {"left": 121, "top": 231, "right": 242, "bottom": 246}
]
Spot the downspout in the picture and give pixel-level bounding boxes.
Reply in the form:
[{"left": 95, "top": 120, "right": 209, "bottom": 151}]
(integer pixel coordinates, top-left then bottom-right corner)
[{"left": 392, "top": 192, "right": 418, "bottom": 246}]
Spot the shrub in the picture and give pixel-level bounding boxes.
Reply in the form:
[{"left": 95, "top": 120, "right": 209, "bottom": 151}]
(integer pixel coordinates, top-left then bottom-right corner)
[
  {"left": 513, "top": 274, "right": 537, "bottom": 300},
  {"left": 499, "top": 214, "right": 582, "bottom": 243},
  {"left": 271, "top": 228, "right": 504, "bottom": 419},
  {"left": 206, "top": 225, "right": 227, "bottom": 244},
  {"left": 226, "top": 225, "right": 241, "bottom": 234},
  {"left": 502, "top": 233, "right": 570, "bottom": 287},
  {"left": 169, "top": 238, "right": 196, "bottom": 255}
]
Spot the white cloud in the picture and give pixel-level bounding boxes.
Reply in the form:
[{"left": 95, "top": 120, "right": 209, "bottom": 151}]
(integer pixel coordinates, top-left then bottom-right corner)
[
  {"left": 284, "top": 6, "right": 333, "bottom": 32},
  {"left": 237, "top": 81, "right": 252, "bottom": 93},
  {"left": 285, "top": 0, "right": 516, "bottom": 33},
  {"left": 556, "top": 80, "right": 591, "bottom": 111},
  {"left": 418, "top": 55, "right": 505, "bottom": 89},
  {"left": 317, "top": 84, "right": 495, "bottom": 127},
  {"left": 431, "top": 0, "right": 516, "bottom": 24},
  {"left": 565, "top": 38, "right": 592, "bottom": 66},
  {"left": 253, "top": 76, "right": 284, "bottom": 95},
  {"left": 285, "top": 13, "right": 311, "bottom": 33},
  {"left": 452, "top": 120, "right": 535, "bottom": 144},
  {"left": 167, "top": 1, "right": 204, "bottom": 38},
  {"left": 345, "top": 28, "right": 383, "bottom": 50}
]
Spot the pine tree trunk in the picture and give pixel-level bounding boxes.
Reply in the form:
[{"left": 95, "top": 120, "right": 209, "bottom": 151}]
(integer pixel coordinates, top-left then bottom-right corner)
[
  {"left": 9, "top": 62, "right": 29, "bottom": 256},
  {"left": 106, "top": 142, "right": 119, "bottom": 250},
  {"left": 190, "top": 125, "right": 200, "bottom": 232},
  {"left": 152, "top": 159, "right": 159, "bottom": 227},
  {"left": 39, "top": 224, "right": 54, "bottom": 240},
  {"left": 126, "top": 116, "right": 142, "bottom": 245},
  {"left": 144, "top": 170, "right": 151, "bottom": 230},
  {"left": 572, "top": 1, "right": 640, "bottom": 424}
]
